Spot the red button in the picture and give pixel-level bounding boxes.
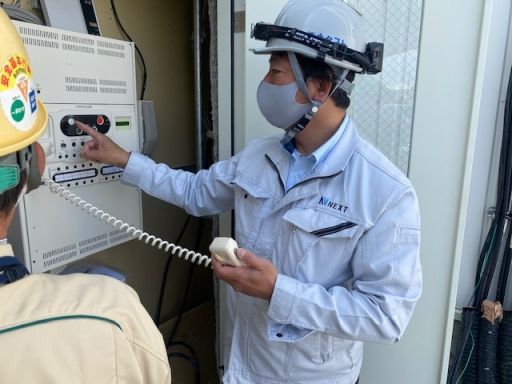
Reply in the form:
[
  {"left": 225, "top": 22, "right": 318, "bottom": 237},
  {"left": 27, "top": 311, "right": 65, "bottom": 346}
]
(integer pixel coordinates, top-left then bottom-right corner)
[{"left": 97, "top": 116, "right": 104, "bottom": 125}]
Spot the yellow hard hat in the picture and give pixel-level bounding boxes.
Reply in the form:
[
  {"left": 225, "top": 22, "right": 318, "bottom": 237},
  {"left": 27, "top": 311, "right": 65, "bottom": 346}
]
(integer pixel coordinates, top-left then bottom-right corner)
[{"left": 0, "top": 8, "right": 47, "bottom": 158}]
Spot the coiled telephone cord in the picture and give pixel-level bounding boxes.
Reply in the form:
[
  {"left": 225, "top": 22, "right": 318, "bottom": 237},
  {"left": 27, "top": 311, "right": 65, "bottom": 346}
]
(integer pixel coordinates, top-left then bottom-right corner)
[{"left": 43, "top": 176, "right": 212, "bottom": 268}]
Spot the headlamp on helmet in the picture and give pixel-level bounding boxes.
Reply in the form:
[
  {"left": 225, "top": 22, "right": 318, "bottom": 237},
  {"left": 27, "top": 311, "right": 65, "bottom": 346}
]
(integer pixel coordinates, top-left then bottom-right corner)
[{"left": 251, "top": 23, "right": 383, "bottom": 74}]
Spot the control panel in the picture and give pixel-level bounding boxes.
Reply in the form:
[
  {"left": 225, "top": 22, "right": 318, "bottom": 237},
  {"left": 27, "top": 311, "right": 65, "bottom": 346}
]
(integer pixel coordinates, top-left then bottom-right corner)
[
  {"left": 60, "top": 114, "right": 111, "bottom": 136},
  {"left": 40, "top": 106, "right": 136, "bottom": 190},
  {"left": 11, "top": 20, "right": 142, "bottom": 274}
]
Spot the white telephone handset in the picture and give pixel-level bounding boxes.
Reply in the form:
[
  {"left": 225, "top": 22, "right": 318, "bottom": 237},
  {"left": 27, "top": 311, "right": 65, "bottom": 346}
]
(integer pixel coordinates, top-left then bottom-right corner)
[
  {"left": 209, "top": 237, "right": 246, "bottom": 267},
  {"left": 43, "top": 176, "right": 244, "bottom": 268}
]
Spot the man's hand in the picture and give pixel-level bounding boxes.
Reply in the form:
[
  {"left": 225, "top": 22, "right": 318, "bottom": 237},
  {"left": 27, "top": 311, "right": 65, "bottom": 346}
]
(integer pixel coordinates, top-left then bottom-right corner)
[
  {"left": 212, "top": 248, "right": 278, "bottom": 301},
  {"left": 77, "top": 121, "right": 130, "bottom": 168}
]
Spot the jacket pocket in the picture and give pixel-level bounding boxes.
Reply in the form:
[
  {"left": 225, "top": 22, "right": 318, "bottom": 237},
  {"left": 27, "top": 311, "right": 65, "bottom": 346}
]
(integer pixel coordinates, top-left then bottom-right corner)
[
  {"left": 287, "top": 333, "right": 357, "bottom": 381},
  {"left": 279, "top": 208, "right": 362, "bottom": 285},
  {"left": 312, "top": 332, "right": 334, "bottom": 363},
  {"left": 232, "top": 175, "right": 273, "bottom": 249}
]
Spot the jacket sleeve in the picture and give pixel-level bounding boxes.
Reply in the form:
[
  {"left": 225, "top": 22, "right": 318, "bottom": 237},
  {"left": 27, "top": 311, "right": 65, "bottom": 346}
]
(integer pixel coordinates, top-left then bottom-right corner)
[
  {"left": 121, "top": 152, "right": 238, "bottom": 216},
  {"left": 267, "top": 185, "right": 422, "bottom": 343}
]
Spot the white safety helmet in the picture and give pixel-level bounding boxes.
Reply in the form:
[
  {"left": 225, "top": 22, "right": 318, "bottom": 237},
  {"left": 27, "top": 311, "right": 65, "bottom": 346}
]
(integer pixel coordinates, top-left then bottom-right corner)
[
  {"left": 251, "top": 0, "right": 383, "bottom": 144},
  {"left": 251, "top": 0, "right": 383, "bottom": 74}
]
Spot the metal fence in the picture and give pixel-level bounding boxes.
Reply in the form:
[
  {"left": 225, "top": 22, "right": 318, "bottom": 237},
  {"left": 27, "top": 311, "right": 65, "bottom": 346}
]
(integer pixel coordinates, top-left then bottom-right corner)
[{"left": 347, "top": 0, "right": 423, "bottom": 174}]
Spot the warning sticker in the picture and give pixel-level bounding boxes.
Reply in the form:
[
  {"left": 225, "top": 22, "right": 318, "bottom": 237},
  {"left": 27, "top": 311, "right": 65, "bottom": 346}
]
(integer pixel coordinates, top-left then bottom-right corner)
[{"left": 0, "top": 54, "right": 38, "bottom": 132}]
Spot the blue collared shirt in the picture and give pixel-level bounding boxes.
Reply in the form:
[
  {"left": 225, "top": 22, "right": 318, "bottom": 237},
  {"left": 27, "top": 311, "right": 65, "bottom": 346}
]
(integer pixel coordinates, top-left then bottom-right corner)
[{"left": 284, "top": 115, "right": 350, "bottom": 191}]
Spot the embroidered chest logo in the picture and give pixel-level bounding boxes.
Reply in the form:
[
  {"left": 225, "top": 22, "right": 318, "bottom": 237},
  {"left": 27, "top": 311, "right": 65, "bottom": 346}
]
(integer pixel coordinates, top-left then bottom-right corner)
[{"left": 318, "top": 196, "right": 349, "bottom": 213}]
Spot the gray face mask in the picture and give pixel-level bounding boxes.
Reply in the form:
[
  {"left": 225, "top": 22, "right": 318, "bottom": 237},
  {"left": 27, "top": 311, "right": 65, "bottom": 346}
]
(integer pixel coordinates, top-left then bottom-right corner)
[{"left": 256, "top": 80, "right": 312, "bottom": 129}]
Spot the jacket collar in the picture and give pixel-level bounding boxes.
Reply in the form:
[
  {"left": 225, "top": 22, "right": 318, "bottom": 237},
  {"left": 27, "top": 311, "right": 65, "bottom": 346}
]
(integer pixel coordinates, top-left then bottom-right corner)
[
  {"left": 0, "top": 243, "right": 14, "bottom": 257},
  {"left": 266, "top": 116, "right": 359, "bottom": 182}
]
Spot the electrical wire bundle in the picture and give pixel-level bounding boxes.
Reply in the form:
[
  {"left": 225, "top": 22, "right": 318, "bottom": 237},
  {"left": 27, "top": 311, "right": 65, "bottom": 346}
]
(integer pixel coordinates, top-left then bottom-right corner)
[
  {"left": 110, "top": 0, "right": 148, "bottom": 100},
  {"left": 155, "top": 215, "right": 204, "bottom": 384},
  {"left": 495, "top": 232, "right": 512, "bottom": 381},
  {"left": 448, "top": 65, "right": 512, "bottom": 384},
  {"left": 1, "top": 1, "right": 44, "bottom": 25}
]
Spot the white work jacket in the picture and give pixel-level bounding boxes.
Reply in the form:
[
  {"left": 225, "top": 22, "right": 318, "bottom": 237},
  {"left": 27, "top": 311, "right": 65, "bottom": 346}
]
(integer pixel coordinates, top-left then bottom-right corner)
[
  {"left": 122, "top": 118, "right": 422, "bottom": 384},
  {"left": 0, "top": 244, "right": 171, "bottom": 384}
]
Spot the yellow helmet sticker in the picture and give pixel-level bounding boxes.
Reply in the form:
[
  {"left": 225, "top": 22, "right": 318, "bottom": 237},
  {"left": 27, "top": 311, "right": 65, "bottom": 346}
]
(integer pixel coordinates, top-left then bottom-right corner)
[{"left": 0, "top": 53, "right": 38, "bottom": 132}]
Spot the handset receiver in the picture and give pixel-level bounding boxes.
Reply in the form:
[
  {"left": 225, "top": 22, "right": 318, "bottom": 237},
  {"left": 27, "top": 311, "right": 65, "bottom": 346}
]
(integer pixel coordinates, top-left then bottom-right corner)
[{"left": 209, "top": 237, "right": 245, "bottom": 267}]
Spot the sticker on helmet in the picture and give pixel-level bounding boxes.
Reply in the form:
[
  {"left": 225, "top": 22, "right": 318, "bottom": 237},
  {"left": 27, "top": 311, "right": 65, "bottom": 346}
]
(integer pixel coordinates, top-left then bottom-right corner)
[
  {"left": 308, "top": 31, "right": 346, "bottom": 46},
  {"left": 0, "top": 54, "right": 38, "bottom": 132},
  {"left": 10, "top": 99, "right": 25, "bottom": 122}
]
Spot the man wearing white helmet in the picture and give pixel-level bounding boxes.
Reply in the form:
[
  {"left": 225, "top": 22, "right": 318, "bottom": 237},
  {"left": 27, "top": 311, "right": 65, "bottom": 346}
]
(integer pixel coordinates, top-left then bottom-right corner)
[
  {"left": 0, "top": 8, "right": 171, "bottom": 383},
  {"left": 80, "top": 0, "right": 422, "bottom": 383}
]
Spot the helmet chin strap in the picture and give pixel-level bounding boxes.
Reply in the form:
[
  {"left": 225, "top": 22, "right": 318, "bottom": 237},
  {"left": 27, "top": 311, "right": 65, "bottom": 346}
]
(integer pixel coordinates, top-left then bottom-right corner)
[
  {"left": 17, "top": 144, "right": 41, "bottom": 194},
  {"left": 280, "top": 52, "right": 319, "bottom": 145},
  {"left": 280, "top": 52, "right": 353, "bottom": 146}
]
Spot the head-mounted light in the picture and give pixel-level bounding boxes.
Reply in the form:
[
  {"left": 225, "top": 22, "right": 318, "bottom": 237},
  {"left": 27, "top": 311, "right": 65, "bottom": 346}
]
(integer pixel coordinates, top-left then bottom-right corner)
[{"left": 251, "top": 23, "right": 383, "bottom": 74}]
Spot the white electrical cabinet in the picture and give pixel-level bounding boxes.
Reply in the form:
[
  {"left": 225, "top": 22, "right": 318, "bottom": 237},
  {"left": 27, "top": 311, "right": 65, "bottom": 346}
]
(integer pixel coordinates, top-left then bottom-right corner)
[{"left": 9, "top": 21, "right": 142, "bottom": 273}]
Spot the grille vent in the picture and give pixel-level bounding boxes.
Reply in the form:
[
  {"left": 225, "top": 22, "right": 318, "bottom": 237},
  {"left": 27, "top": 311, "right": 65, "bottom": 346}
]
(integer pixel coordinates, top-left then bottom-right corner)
[
  {"left": 97, "top": 40, "right": 125, "bottom": 58},
  {"left": 65, "top": 85, "right": 98, "bottom": 93},
  {"left": 80, "top": 241, "right": 108, "bottom": 255},
  {"left": 97, "top": 40, "right": 125, "bottom": 51},
  {"left": 62, "top": 33, "right": 95, "bottom": 54},
  {"left": 79, "top": 233, "right": 108, "bottom": 255},
  {"left": 64, "top": 77, "right": 127, "bottom": 94},
  {"left": 16, "top": 26, "right": 129, "bottom": 60},
  {"left": 42, "top": 244, "right": 77, "bottom": 268},
  {"left": 18, "top": 26, "right": 59, "bottom": 49},
  {"left": 62, "top": 34, "right": 95, "bottom": 46},
  {"left": 97, "top": 49, "right": 125, "bottom": 58},
  {"left": 100, "top": 87, "right": 127, "bottom": 94},
  {"left": 66, "top": 77, "right": 98, "bottom": 85},
  {"left": 109, "top": 229, "right": 132, "bottom": 244},
  {"left": 99, "top": 79, "right": 127, "bottom": 95},
  {"left": 65, "top": 76, "right": 98, "bottom": 93},
  {"left": 62, "top": 43, "right": 94, "bottom": 54}
]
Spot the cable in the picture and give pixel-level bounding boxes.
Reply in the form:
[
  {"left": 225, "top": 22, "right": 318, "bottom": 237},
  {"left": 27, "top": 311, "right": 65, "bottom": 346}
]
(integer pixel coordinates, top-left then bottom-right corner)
[
  {"left": 455, "top": 330, "right": 475, "bottom": 384},
  {"left": 167, "top": 341, "right": 201, "bottom": 384},
  {"left": 156, "top": 218, "right": 204, "bottom": 380},
  {"left": 448, "top": 64, "right": 512, "bottom": 383},
  {"left": 110, "top": 0, "right": 148, "bottom": 100},
  {"left": 168, "top": 340, "right": 199, "bottom": 360},
  {"left": 156, "top": 219, "right": 206, "bottom": 384},
  {"left": 42, "top": 176, "right": 212, "bottom": 267},
  {"left": 1, "top": 3, "right": 44, "bottom": 25},
  {"left": 163, "top": 218, "right": 204, "bottom": 344},
  {"left": 155, "top": 215, "right": 191, "bottom": 325},
  {"left": 475, "top": 62, "right": 512, "bottom": 305},
  {"left": 496, "top": 229, "right": 512, "bottom": 304},
  {"left": 168, "top": 351, "right": 200, "bottom": 384}
]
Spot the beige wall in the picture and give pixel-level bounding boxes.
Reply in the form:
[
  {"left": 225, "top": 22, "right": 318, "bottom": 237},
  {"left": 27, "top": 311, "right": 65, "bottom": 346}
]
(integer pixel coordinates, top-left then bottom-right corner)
[
  {"left": 91, "top": 4, "right": 218, "bottom": 381},
  {"left": 90, "top": 0, "right": 214, "bottom": 323}
]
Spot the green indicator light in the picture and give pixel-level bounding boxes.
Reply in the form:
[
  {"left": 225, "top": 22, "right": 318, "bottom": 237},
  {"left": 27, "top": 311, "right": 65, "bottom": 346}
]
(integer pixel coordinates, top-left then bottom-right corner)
[{"left": 115, "top": 119, "right": 131, "bottom": 131}]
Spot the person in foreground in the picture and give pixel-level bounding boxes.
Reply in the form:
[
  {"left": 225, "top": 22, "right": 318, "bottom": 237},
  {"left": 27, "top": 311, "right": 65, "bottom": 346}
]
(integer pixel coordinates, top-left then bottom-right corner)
[
  {"left": 79, "top": 1, "right": 422, "bottom": 383},
  {"left": 0, "top": 8, "right": 171, "bottom": 383}
]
